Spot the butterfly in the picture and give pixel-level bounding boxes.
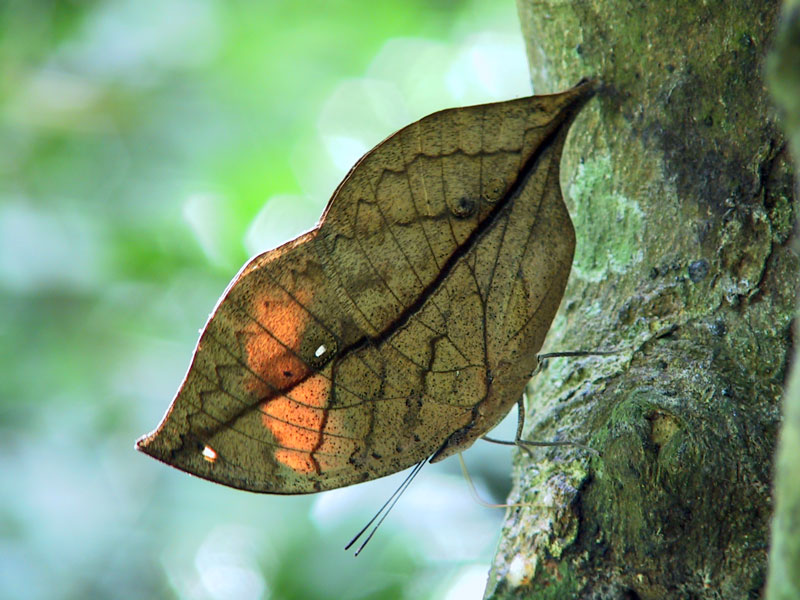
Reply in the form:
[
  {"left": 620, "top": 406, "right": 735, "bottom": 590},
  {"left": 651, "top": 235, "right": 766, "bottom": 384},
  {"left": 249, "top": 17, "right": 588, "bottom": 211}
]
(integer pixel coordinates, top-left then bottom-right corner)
[{"left": 137, "top": 80, "right": 596, "bottom": 498}]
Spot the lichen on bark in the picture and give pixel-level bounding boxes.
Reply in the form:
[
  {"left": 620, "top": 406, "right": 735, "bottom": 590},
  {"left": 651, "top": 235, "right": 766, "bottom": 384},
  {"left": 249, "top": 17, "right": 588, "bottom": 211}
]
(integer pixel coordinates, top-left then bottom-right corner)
[
  {"left": 765, "top": 2, "right": 800, "bottom": 599},
  {"left": 486, "top": 2, "right": 797, "bottom": 599}
]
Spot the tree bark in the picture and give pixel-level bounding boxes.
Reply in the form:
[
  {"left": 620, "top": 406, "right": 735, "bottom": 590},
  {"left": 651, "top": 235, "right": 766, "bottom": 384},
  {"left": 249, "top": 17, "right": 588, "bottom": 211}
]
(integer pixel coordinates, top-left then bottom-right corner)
[
  {"left": 486, "top": 2, "right": 796, "bottom": 599},
  {"left": 765, "top": 2, "right": 800, "bottom": 599}
]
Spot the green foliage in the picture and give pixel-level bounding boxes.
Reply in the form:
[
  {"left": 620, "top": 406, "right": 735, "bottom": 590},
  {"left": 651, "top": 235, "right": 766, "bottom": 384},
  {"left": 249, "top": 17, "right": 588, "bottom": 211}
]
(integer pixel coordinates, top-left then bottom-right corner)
[{"left": 0, "top": 1, "right": 530, "bottom": 599}]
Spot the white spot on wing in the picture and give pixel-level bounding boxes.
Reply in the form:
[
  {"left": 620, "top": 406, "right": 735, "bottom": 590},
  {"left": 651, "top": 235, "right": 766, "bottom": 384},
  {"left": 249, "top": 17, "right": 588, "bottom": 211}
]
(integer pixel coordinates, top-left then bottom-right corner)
[{"left": 202, "top": 445, "right": 218, "bottom": 463}]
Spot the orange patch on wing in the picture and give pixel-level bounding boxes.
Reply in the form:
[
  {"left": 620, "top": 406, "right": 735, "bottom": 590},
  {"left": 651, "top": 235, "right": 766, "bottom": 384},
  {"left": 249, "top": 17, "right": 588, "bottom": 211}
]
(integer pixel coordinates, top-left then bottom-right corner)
[
  {"left": 262, "top": 374, "right": 332, "bottom": 474},
  {"left": 244, "top": 287, "right": 313, "bottom": 396},
  {"left": 274, "top": 449, "right": 317, "bottom": 474}
]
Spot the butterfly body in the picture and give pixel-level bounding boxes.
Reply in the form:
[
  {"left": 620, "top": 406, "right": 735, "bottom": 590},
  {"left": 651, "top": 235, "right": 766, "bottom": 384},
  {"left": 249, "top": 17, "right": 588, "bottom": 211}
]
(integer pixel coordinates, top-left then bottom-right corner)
[{"left": 137, "top": 81, "right": 594, "bottom": 494}]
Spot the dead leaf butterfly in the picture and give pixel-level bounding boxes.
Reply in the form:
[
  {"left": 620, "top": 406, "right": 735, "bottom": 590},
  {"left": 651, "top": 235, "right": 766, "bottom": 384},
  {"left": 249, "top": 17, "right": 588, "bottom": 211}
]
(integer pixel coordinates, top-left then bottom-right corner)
[{"left": 137, "top": 80, "right": 596, "bottom": 498}]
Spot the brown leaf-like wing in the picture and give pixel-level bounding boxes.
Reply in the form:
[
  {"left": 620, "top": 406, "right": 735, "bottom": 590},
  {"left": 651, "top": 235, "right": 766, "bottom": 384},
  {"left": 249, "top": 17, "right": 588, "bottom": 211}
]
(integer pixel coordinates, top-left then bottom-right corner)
[{"left": 136, "top": 81, "right": 595, "bottom": 493}]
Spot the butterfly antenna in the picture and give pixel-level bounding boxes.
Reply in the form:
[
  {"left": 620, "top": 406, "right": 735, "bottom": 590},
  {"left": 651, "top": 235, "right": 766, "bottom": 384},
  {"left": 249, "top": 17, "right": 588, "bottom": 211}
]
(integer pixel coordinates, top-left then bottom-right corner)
[{"left": 345, "top": 458, "right": 427, "bottom": 556}]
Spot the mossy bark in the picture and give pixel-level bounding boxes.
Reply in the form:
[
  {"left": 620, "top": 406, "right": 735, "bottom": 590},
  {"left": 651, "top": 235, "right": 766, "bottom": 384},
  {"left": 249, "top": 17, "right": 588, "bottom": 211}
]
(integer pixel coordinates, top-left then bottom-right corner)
[
  {"left": 765, "top": 2, "right": 800, "bottom": 599},
  {"left": 486, "top": 2, "right": 797, "bottom": 599}
]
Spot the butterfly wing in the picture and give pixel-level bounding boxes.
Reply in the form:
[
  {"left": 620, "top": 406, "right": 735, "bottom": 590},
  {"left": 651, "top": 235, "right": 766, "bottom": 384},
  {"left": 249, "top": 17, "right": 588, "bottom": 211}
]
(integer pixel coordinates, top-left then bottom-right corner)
[{"left": 136, "top": 82, "right": 594, "bottom": 493}]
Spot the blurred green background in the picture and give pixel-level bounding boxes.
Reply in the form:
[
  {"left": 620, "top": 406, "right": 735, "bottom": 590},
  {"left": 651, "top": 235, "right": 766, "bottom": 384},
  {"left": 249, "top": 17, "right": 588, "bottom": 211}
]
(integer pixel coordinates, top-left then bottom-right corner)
[{"left": 0, "top": 1, "right": 535, "bottom": 598}]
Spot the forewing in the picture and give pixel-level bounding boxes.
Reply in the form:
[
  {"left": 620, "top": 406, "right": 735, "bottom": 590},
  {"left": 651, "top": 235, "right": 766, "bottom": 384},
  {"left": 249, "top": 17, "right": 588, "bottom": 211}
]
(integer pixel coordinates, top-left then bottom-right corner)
[{"left": 137, "top": 83, "right": 594, "bottom": 493}]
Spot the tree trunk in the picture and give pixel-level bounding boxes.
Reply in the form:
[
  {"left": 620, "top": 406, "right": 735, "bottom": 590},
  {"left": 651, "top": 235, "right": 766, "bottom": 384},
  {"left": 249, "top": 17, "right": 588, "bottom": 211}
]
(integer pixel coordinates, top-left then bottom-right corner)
[
  {"left": 486, "top": 2, "right": 797, "bottom": 599},
  {"left": 765, "top": 2, "right": 800, "bottom": 599}
]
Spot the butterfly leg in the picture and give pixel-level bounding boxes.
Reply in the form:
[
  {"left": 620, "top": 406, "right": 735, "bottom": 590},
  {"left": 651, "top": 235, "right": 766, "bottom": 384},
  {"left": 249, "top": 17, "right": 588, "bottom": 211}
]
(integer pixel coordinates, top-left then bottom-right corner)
[
  {"left": 482, "top": 397, "right": 533, "bottom": 456},
  {"left": 483, "top": 397, "right": 590, "bottom": 455},
  {"left": 482, "top": 351, "right": 614, "bottom": 454},
  {"left": 484, "top": 385, "right": 602, "bottom": 459}
]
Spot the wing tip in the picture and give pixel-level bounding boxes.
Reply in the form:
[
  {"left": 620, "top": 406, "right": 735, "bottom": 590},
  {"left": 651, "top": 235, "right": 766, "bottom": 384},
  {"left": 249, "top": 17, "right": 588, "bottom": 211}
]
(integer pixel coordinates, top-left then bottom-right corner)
[
  {"left": 134, "top": 428, "right": 174, "bottom": 465},
  {"left": 134, "top": 432, "right": 153, "bottom": 453},
  {"left": 561, "top": 77, "right": 600, "bottom": 113}
]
